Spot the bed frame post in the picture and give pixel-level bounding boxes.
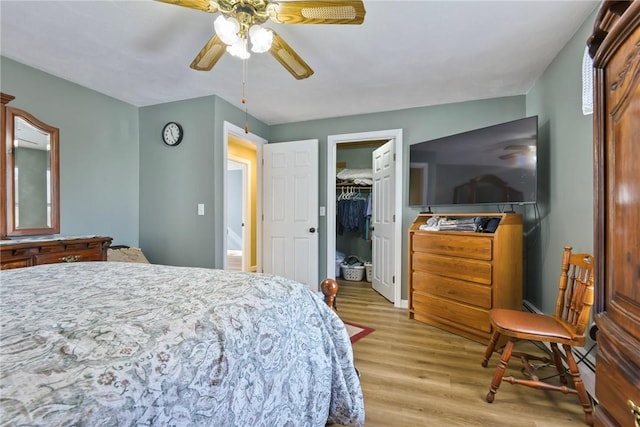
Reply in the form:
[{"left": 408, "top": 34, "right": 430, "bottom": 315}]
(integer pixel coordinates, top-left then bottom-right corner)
[{"left": 320, "top": 278, "right": 339, "bottom": 311}]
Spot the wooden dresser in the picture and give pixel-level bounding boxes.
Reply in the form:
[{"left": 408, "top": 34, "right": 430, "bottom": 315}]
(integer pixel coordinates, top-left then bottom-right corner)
[
  {"left": 588, "top": 2, "right": 640, "bottom": 426},
  {"left": 0, "top": 236, "right": 112, "bottom": 270},
  {"left": 408, "top": 213, "right": 522, "bottom": 345}
]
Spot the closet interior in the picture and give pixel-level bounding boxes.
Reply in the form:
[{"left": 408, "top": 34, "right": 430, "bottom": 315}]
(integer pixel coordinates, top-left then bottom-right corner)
[{"left": 335, "top": 141, "right": 384, "bottom": 280}]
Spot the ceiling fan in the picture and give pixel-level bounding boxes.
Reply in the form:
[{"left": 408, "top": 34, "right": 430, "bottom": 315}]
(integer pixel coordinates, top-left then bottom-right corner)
[{"left": 155, "top": 0, "right": 366, "bottom": 80}]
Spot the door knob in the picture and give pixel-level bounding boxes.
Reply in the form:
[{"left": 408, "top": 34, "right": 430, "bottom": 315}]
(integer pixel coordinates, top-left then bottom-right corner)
[{"left": 309, "top": 227, "right": 316, "bottom": 233}]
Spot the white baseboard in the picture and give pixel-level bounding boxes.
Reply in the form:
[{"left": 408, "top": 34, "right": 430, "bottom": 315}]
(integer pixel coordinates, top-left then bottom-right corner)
[{"left": 522, "top": 300, "right": 596, "bottom": 401}]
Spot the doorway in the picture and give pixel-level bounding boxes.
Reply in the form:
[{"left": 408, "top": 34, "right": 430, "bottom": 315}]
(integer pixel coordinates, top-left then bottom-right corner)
[
  {"left": 327, "top": 129, "right": 404, "bottom": 307},
  {"left": 226, "top": 157, "right": 249, "bottom": 271},
  {"left": 223, "top": 121, "right": 265, "bottom": 272}
]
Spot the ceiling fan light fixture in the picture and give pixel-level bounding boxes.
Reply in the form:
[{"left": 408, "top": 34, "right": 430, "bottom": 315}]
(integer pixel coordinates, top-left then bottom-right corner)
[
  {"left": 214, "top": 15, "right": 240, "bottom": 45},
  {"left": 249, "top": 25, "right": 273, "bottom": 53},
  {"left": 159, "top": 0, "right": 365, "bottom": 79},
  {"left": 227, "top": 38, "right": 251, "bottom": 59}
]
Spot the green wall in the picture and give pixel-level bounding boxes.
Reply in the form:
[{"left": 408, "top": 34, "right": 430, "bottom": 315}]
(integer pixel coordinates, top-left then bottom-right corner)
[
  {"left": 138, "top": 95, "right": 269, "bottom": 267},
  {"left": 138, "top": 96, "right": 217, "bottom": 267},
  {"left": 525, "top": 9, "right": 596, "bottom": 313},
  {"left": 1, "top": 57, "right": 140, "bottom": 243}
]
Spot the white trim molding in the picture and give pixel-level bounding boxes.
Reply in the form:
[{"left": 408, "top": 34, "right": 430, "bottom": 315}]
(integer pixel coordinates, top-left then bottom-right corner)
[{"left": 326, "top": 129, "right": 403, "bottom": 307}]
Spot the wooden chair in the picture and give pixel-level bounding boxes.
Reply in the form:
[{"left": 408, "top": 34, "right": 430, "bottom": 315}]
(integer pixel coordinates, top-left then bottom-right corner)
[{"left": 481, "top": 246, "right": 595, "bottom": 425}]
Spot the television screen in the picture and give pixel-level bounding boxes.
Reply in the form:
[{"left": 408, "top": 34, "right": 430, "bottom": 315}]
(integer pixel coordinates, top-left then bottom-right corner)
[{"left": 409, "top": 116, "right": 538, "bottom": 208}]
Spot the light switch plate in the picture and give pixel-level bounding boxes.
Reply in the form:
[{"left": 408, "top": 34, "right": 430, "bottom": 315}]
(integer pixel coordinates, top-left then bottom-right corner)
[{"left": 197, "top": 203, "right": 205, "bottom": 216}]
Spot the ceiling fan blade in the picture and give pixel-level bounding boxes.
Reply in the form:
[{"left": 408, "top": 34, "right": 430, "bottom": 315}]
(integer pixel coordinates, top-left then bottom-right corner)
[
  {"left": 190, "top": 34, "right": 227, "bottom": 71},
  {"left": 154, "top": 0, "right": 219, "bottom": 13},
  {"left": 269, "top": 31, "right": 314, "bottom": 80},
  {"left": 268, "top": 1, "right": 365, "bottom": 24}
]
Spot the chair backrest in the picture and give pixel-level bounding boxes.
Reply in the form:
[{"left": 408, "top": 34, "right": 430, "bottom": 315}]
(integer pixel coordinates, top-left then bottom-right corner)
[{"left": 555, "top": 246, "right": 595, "bottom": 340}]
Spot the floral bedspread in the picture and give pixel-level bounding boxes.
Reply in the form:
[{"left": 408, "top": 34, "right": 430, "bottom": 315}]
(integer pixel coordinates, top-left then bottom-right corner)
[{"left": 0, "top": 262, "right": 364, "bottom": 426}]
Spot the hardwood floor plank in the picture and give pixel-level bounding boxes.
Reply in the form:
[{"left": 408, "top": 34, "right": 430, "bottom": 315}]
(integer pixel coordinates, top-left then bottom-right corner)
[{"left": 335, "top": 279, "right": 589, "bottom": 426}]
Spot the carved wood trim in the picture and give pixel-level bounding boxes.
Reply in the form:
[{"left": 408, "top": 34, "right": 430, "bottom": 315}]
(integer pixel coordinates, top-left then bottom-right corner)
[
  {"left": 1, "top": 93, "right": 15, "bottom": 106},
  {"left": 609, "top": 40, "right": 640, "bottom": 92},
  {"left": 587, "top": 0, "right": 632, "bottom": 58},
  {"left": 0, "top": 93, "right": 14, "bottom": 239}
]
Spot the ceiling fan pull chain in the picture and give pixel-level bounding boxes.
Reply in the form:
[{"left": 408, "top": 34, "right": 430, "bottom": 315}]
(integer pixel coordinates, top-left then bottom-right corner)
[{"left": 242, "top": 57, "right": 249, "bottom": 134}]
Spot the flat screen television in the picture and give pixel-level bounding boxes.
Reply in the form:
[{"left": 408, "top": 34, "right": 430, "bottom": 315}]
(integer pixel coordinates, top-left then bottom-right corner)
[{"left": 409, "top": 116, "right": 538, "bottom": 208}]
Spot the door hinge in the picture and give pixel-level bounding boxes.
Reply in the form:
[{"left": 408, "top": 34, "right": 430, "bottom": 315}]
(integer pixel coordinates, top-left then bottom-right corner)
[
  {"left": 392, "top": 275, "right": 395, "bottom": 284},
  {"left": 393, "top": 214, "right": 396, "bottom": 222},
  {"left": 393, "top": 153, "right": 396, "bottom": 161}
]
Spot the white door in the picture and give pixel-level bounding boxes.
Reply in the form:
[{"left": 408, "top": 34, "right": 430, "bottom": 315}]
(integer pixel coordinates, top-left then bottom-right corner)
[
  {"left": 372, "top": 140, "right": 395, "bottom": 301},
  {"left": 262, "top": 140, "right": 319, "bottom": 290}
]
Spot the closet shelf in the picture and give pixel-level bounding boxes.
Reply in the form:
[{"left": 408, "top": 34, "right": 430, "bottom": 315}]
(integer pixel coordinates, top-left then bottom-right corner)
[{"left": 336, "top": 183, "right": 371, "bottom": 191}]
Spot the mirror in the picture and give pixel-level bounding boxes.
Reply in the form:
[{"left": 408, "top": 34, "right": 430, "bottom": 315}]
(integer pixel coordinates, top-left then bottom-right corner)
[{"left": 4, "top": 106, "right": 59, "bottom": 236}]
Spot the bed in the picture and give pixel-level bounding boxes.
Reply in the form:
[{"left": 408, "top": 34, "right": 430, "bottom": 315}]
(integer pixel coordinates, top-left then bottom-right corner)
[{"left": 0, "top": 261, "right": 364, "bottom": 426}]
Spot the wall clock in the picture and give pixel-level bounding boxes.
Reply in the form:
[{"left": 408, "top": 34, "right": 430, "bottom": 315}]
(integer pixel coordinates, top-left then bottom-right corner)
[{"left": 162, "top": 122, "right": 183, "bottom": 146}]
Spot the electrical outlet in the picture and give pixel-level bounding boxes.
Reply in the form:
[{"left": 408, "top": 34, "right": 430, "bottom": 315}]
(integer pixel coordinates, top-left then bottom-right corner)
[{"left": 197, "top": 203, "right": 205, "bottom": 216}]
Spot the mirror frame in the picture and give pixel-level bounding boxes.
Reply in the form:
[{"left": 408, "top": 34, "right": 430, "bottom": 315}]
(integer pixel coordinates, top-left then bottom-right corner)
[
  {"left": 0, "top": 93, "right": 13, "bottom": 239},
  {"left": 3, "top": 104, "right": 60, "bottom": 237}
]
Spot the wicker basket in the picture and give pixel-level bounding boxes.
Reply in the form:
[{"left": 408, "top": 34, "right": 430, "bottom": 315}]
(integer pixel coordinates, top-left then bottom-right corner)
[
  {"left": 341, "top": 263, "right": 365, "bottom": 281},
  {"left": 341, "top": 255, "right": 366, "bottom": 281}
]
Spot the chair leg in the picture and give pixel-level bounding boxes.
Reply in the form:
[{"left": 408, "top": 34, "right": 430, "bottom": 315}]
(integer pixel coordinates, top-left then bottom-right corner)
[
  {"left": 486, "top": 338, "right": 514, "bottom": 403},
  {"left": 482, "top": 331, "right": 501, "bottom": 368},
  {"left": 563, "top": 344, "right": 594, "bottom": 426},
  {"left": 550, "top": 342, "right": 568, "bottom": 385}
]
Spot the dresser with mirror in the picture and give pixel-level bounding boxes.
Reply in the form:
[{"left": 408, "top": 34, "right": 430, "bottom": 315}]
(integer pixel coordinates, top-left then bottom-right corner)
[{"left": 0, "top": 94, "right": 112, "bottom": 269}]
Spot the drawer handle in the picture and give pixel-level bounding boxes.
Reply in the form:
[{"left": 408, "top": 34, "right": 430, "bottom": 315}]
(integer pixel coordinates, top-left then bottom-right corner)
[
  {"left": 629, "top": 400, "right": 640, "bottom": 427},
  {"left": 59, "top": 255, "right": 81, "bottom": 263}
]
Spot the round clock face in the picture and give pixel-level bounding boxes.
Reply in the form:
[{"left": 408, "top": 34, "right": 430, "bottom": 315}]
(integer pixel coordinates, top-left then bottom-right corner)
[{"left": 162, "top": 122, "right": 183, "bottom": 146}]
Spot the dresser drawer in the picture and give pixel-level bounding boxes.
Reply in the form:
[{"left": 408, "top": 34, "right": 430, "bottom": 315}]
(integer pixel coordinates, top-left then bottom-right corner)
[
  {"left": 0, "top": 236, "right": 112, "bottom": 270},
  {"left": 35, "top": 249, "right": 103, "bottom": 265},
  {"left": 412, "top": 271, "right": 492, "bottom": 309},
  {"left": 0, "top": 257, "right": 32, "bottom": 270},
  {"left": 412, "top": 251, "right": 492, "bottom": 285},
  {"left": 412, "top": 292, "right": 491, "bottom": 334},
  {"left": 412, "top": 232, "right": 493, "bottom": 260}
]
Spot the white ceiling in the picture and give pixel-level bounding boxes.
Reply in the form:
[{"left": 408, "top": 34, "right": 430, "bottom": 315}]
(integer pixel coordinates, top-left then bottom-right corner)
[{"left": 0, "top": 0, "right": 598, "bottom": 125}]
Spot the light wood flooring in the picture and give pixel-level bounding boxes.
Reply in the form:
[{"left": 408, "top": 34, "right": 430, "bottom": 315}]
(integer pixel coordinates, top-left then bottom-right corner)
[{"left": 335, "top": 279, "right": 590, "bottom": 427}]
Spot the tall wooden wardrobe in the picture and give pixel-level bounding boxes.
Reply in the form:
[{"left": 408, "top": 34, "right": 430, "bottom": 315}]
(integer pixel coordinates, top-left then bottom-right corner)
[{"left": 588, "top": 2, "right": 640, "bottom": 426}]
